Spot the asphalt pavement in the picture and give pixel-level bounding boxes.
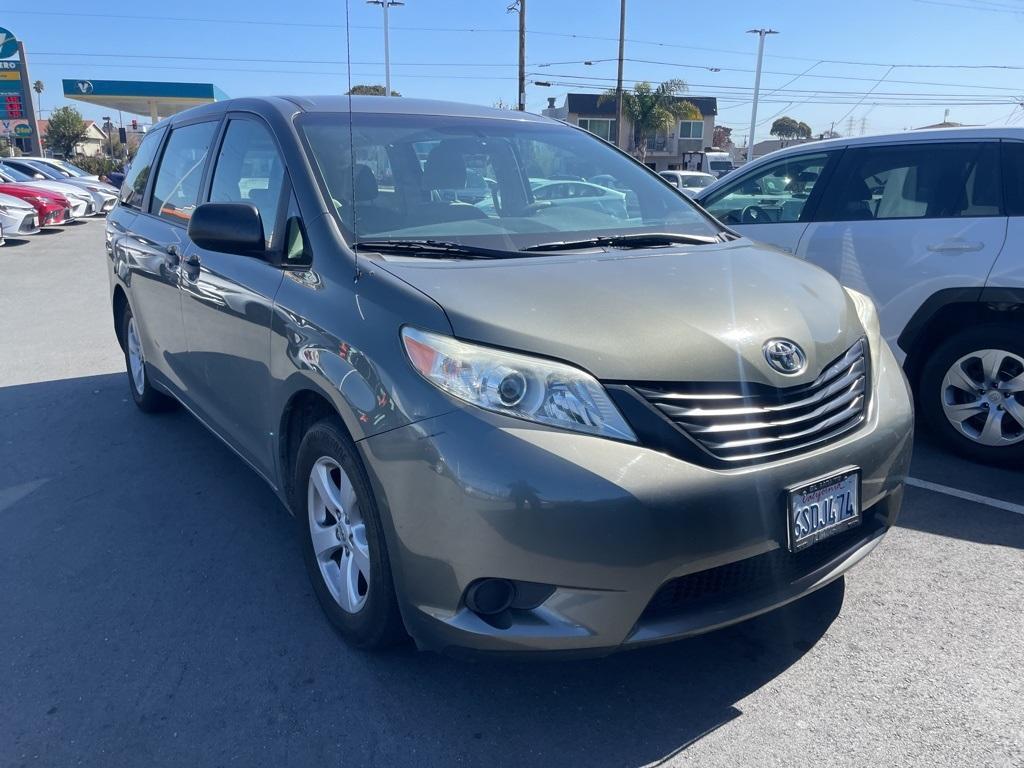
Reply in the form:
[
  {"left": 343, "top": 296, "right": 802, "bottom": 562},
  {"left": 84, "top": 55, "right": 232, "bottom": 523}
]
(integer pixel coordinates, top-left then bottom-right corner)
[{"left": 2, "top": 220, "right": 1022, "bottom": 767}]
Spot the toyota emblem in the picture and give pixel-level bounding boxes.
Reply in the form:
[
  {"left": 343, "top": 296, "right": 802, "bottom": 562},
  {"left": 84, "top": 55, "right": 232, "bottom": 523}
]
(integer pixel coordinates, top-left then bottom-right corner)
[{"left": 763, "top": 338, "right": 807, "bottom": 375}]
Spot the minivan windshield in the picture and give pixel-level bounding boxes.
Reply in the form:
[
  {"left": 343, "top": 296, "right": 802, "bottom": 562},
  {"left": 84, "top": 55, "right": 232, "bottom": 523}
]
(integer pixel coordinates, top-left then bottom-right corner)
[{"left": 299, "top": 112, "right": 720, "bottom": 252}]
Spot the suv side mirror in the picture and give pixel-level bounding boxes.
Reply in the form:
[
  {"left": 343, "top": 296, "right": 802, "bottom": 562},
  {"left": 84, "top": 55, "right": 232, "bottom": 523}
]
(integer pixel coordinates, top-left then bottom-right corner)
[{"left": 188, "top": 202, "right": 266, "bottom": 257}]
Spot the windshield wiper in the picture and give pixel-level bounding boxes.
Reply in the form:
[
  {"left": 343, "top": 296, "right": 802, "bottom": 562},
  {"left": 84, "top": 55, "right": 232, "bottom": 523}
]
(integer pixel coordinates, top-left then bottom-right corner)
[
  {"left": 522, "top": 232, "right": 723, "bottom": 252},
  {"left": 354, "top": 239, "right": 522, "bottom": 260}
]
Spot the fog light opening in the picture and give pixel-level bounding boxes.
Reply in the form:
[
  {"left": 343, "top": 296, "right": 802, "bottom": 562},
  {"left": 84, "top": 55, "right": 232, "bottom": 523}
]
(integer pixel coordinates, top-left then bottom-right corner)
[{"left": 465, "top": 578, "right": 516, "bottom": 616}]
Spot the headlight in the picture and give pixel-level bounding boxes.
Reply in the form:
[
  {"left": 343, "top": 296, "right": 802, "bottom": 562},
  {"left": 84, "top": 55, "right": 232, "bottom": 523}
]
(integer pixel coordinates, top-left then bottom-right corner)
[
  {"left": 844, "top": 287, "right": 882, "bottom": 380},
  {"left": 402, "top": 327, "right": 636, "bottom": 441}
]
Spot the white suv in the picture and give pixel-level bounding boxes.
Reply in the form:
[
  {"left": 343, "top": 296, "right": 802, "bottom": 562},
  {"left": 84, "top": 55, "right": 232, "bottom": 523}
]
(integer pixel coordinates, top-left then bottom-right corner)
[{"left": 695, "top": 127, "right": 1024, "bottom": 465}]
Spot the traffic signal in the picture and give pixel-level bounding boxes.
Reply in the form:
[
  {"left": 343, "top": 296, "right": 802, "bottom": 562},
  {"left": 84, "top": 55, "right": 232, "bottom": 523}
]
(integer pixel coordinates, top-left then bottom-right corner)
[
  {"left": 119, "top": 127, "right": 127, "bottom": 143},
  {"left": 131, "top": 119, "right": 138, "bottom": 131}
]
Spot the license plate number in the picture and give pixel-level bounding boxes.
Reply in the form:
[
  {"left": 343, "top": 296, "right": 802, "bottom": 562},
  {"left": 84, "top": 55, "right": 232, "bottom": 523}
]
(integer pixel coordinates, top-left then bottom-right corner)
[{"left": 787, "top": 469, "right": 860, "bottom": 552}]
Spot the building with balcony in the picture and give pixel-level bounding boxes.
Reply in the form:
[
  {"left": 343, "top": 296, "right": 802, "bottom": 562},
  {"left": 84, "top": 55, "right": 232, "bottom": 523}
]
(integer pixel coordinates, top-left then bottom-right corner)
[{"left": 542, "top": 92, "right": 718, "bottom": 171}]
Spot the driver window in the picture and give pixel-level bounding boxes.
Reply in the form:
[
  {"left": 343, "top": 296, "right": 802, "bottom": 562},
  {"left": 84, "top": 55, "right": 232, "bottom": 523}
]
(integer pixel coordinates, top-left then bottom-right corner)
[{"left": 704, "top": 152, "right": 831, "bottom": 225}]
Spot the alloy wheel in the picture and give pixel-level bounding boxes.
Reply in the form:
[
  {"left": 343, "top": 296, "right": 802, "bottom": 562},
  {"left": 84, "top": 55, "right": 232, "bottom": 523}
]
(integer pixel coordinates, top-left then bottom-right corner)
[
  {"left": 940, "top": 348, "right": 1024, "bottom": 447},
  {"left": 307, "top": 456, "right": 371, "bottom": 613},
  {"left": 126, "top": 316, "right": 146, "bottom": 396}
]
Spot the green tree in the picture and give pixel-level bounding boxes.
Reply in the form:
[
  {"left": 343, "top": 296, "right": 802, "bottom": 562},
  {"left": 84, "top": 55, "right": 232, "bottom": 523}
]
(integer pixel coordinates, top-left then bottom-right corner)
[
  {"left": 45, "top": 106, "right": 88, "bottom": 158},
  {"left": 346, "top": 84, "right": 401, "bottom": 96},
  {"left": 770, "top": 116, "right": 812, "bottom": 146},
  {"left": 601, "top": 80, "right": 701, "bottom": 164}
]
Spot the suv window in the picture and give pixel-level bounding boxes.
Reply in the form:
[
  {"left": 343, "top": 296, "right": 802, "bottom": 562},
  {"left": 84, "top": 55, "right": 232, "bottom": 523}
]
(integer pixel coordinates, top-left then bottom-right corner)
[
  {"left": 209, "top": 118, "right": 287, "bottom": 247},
  {"left": 819, "top": 142, "right": 1001, "bottom": 221},
  {"left": 703, "top": 153, "right": 831, "bottom": 225},
  {"left": 150, "top": 121, "right": 218, "bottom": 225},
  {"left": 119, "top": 127, "right": 165, "bottom": 209},
  {"left": 1002, "top": 142, "right": 1024, "bottom": 217}
]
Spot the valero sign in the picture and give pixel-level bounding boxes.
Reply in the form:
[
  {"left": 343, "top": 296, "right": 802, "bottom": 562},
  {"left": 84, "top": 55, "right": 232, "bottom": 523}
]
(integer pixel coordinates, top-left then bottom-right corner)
[{"left": 0, "top": 28, "right": 18, "bottom": 60}]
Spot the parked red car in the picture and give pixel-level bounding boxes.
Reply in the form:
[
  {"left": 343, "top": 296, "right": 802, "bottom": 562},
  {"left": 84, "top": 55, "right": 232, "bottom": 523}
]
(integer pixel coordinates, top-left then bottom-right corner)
[{"left": 0, "top": 184, "right": 70, "bottom": 226}]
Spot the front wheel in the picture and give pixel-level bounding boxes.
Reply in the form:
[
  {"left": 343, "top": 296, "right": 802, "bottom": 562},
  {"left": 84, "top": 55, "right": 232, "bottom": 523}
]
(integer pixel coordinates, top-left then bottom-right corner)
[
  {"left": 918, "top": 324, "right": 1024, "bottom": 465},
  {"left": 294, "top": 418, "right": 405, "bottom": 649}
]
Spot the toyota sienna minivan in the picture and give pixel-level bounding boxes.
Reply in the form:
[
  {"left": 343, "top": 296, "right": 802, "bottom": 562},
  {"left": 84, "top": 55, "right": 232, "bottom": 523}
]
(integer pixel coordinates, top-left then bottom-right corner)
[{"left": 106, "top": 97, "right": 913, "bottom": 655}]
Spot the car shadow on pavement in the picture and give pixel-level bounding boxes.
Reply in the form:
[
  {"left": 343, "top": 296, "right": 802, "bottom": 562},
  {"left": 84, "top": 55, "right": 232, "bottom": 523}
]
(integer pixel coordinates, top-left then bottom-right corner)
[{"left": 2, "top": 372, "right": 845, "bottom": 768}]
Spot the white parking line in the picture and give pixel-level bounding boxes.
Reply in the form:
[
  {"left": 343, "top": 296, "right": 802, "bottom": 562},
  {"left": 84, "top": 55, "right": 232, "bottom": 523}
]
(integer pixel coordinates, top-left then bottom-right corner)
[{"left": 906, "top": 477, "right": 1024, "bottom": 517}]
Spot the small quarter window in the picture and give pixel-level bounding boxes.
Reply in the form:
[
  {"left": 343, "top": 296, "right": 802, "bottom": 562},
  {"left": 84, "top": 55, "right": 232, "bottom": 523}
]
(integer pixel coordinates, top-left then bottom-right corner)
[{"left": 118, "top": 127, "right": 165, "bottom": 209}]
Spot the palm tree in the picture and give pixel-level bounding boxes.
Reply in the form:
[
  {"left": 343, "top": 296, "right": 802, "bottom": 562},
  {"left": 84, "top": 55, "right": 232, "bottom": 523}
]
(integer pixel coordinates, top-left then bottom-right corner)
[
  {"left": 600, "top": 79, "right": 701, "bottom": 164},
  {"left": 32, "top": 80, "right": 43, "bottom": 123}
]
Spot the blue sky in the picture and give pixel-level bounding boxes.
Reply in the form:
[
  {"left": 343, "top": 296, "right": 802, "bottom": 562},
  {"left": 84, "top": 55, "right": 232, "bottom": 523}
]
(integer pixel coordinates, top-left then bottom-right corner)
[{"left": 8, "top": 0, "right": 1024, "bottom": 145}]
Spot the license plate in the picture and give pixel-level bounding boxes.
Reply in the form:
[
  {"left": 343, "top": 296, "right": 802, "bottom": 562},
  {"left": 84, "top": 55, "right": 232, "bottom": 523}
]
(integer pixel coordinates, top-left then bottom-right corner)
[{"left": 786, "top": 468, "right": 860, "bottom": 552}]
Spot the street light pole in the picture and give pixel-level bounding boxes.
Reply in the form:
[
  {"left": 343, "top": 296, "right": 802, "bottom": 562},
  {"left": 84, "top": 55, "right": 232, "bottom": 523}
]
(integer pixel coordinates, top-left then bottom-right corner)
[
  {"left": 367, "top": 0, "right": 404, "bottom": 97},
  {"left": 746, "top": 28, "right": 777, "bottom": 163}
]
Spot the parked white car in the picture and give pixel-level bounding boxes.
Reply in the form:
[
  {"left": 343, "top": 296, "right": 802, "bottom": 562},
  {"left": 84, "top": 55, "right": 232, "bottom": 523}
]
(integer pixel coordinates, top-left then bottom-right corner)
[
  {"left": 476, "top": 178, "right": 628, "bottom": 219},
  {"left": 695, "top": 127, "right": 1024, "bottom": 464},
  {"left": 0, "top": 192, "right": 40, "bottom": 242},
  {"left": 660, "top": 170, "right": 717, "bottom": 197},
  {"left": 0, "top": 166, "right": 93, "bottom": 219},
  {"left": 1, "top": 159, "right": 117, "bottom": 214},
  {"left": 17, "top": 156, "right": 100, "bottom": 182}
]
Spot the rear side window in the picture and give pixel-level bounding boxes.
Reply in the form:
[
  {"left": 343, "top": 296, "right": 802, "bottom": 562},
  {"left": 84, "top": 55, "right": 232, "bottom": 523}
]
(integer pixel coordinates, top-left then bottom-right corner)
[
  {"left": 119, "top": 127, "right": 165, "bottom": 209},
  {"left": 1002, "top": 142, "right": 1024, "bottom": 216},
  {"left": 208, "top": 118, "right": 286, "bottom": 247},
  {"left": 818, "top": 142, "right": 1001, "bottom": 221},
  {"left": 149, "top": 121, "right": 218, "bottom": 225}
]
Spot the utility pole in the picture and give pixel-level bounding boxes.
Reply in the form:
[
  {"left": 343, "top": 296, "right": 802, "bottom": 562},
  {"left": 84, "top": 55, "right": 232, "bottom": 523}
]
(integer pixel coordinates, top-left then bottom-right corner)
[
  {"left": 518, "top": 0, "right": 526, "bottom": 110},
  {"left": 367, "top": 0, "right": 403, "bottom": 97},
  {"left": 745, "top": 28, "right": 777, "bottom": 163},
  {"left": 615, "top": 0, "right": 626, "bottom": 148}
]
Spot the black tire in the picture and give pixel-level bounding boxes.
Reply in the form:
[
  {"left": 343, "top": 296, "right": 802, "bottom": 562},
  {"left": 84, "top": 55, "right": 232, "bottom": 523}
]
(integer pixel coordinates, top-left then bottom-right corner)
[
  {"left": 917, "top": 323, "right": 1024, "bottom": 466},
  {"left": 293, "top": 417, "right": 405, "bottom": 649},
  {"left": 121, "top": 305, "right": 176, "bottom": 413}
]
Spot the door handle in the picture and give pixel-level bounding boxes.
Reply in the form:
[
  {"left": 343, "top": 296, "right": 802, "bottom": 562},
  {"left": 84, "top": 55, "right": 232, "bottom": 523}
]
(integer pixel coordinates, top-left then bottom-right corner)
[{"left": 927, "top": 240, "right": 984, "bottom": 253}]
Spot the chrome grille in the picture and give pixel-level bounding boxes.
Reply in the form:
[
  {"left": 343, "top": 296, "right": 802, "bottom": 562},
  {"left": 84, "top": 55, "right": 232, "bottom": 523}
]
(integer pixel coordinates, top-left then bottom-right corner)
[{"left": 636, "top": 339, "right": 868, "bottom": 463}]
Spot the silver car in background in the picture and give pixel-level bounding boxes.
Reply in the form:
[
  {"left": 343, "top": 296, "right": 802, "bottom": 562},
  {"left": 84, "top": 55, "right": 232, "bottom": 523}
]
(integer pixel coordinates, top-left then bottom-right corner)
[
  {"left": 107, "top": 97, "right": 913, "bottom": 656},
  {"left": 0, "top": 192, "right": 39, "bottom": 242}
]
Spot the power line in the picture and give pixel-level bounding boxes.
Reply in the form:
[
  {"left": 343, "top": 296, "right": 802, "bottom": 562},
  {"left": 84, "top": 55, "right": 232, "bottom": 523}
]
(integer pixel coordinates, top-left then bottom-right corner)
[{"left": 4, "top": 8, "right": 1024, "bottom": 72}]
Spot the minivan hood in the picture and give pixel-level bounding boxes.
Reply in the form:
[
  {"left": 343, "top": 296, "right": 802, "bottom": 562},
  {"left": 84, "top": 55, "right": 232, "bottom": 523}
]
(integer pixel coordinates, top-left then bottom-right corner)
[{"left": 378, "top": 241, "right": 864, "bottom": 386}]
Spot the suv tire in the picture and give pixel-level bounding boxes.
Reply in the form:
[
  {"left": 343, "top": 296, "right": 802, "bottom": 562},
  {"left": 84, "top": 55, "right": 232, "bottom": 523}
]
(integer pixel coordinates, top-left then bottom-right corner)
[
  {"left": 918, "top": 324, "right": 1024, "bottom": 465},
  {"left": 294, "top": 417, "right": 406, "bottom": 649}
]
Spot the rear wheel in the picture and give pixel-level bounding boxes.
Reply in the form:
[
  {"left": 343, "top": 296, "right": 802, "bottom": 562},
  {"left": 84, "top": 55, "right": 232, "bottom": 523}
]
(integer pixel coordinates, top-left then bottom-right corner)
[
  {"left": 294, "top": 418, "right": 405, "bottom": 649},
  {"left": 918, "top": 324, "right": 1024, "bottom": 465},
  {"left": 121, "top": 306, "right": 176, "bottom": 413}
]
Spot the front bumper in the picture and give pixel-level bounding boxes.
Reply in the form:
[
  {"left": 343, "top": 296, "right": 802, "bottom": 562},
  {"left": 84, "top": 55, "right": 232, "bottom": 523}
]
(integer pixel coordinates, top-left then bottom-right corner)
[{"left": 359, "top": 343, "right": 914, "bottom": 655}]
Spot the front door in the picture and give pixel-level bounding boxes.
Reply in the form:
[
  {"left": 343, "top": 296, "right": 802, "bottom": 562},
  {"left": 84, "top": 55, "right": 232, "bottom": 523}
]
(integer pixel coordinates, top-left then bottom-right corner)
[
  {"left": 699, "top": 150, "right": 840, "bottom": 255},
  {"left": 798, "top": 141, "right": 1007, "bottom": 354},
  {"left": 179, "top": 115, "right": 287, "bottom": 478}
]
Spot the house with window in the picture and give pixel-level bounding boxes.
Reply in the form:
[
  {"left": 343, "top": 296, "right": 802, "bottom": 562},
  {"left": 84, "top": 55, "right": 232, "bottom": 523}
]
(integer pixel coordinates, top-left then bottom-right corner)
[
  {"left": 541, "top": 93, "right": 718, "bottom": 172},
  {"left": 36, "top": 119, "right": 109, "bottom": 158}
]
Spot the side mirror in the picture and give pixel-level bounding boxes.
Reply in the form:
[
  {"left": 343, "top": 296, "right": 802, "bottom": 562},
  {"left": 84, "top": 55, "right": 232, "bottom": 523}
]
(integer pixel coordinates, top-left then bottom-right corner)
[{"left": 188, "top": 202, "right": 266, "bottom": 257}]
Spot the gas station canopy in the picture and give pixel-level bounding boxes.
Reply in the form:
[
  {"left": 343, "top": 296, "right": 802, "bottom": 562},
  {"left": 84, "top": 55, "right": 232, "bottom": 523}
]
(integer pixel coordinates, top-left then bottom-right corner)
[{"left": 62, "top": 79, "right": 228, "bottom": 122}]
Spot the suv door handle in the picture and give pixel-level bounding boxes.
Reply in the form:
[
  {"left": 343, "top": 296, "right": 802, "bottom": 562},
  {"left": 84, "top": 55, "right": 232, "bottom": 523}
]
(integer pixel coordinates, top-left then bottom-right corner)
[{"left": 927, "top": 240, "right": 984, "bottom": 253}]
